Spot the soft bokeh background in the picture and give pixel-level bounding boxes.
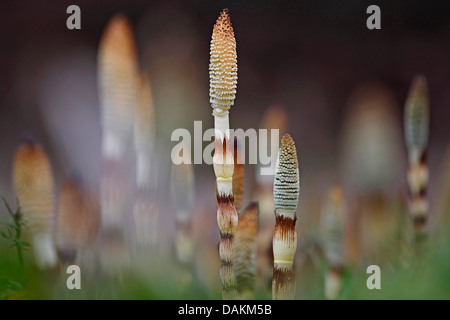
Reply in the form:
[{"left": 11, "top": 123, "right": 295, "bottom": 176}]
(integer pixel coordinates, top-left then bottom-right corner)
[{"left": 0, "top": 0, "right": 449, "bottom": 299}]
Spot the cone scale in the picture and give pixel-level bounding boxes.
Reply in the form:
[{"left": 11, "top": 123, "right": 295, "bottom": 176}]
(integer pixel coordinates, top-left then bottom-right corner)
[{"left": 209, "top": 9, "right": 239, "bottom": 299}]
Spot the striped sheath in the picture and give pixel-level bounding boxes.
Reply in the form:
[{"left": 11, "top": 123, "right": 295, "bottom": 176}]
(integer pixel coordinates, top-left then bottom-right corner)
[
  {"left": 12, "top": 139, "right": 57, "bottom": 269},
  {"left": 98, "top": 14, "right": 139, "bottom": 160},
  {"left": 233, "top": 202, "right": 259, "bottom": 299},
  {"left": 210, "top": 9, "right": 239, "bottom": 300},
  {"left": 215, "top": 138, "right": 239, "bottom": 299},
  {"left": 404, "top": 75, "right": 430, "bottom": 239},
  {"left": 321, "top": 185, "right": 346, "bottom": 299},
  {"left": 272, "top": 134, "right": 300, "bottom": 300}
]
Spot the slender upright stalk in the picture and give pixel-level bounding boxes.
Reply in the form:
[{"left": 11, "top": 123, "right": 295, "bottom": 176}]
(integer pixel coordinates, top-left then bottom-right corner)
[
  {"left": 134, "top": 73, "right": 155, "bottom": 190},
  {"left": 272, "top": 134, "right": 300, "bottom": 300},
  {"left": 404, "top": 75, "right": 430, "bottom": 241},
  {"left": 133, "top": 72, "right": 158, "bottom": 248},
  {"left": 255, "top": 105, "right": 288, "bottom": 293},
  {"left": 98, "top": 14, "right": 138, "bottom": 160},
  {"left": 209, "top": 8, "right": 239, "bottom": 299}
]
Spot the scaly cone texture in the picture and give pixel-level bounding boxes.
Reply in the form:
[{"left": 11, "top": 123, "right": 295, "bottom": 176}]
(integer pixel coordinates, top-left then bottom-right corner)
[
  {"left": 12, "top": 140, "right": 57, "bottom": 269},
  {"left": 272, "top": 134, "right": 300, "bottom": 300},
  {"left": 233, "top": 202, "right": 259, "bottom": 300},
  {"left": 404, "top": 75, "right": 430, "bottom": 165},
  {"left": 233, "top": 137, "right": 245, "bottom": 213},
  {"left": 321, "top": 185, "right": 346, "bottom": 300},
  {"left": 98, "top": 14, "right": 139, "bottom": 159},
  {"left": 56, "top": 177, "right": 100, "bottom": 264},
  {"left": 210, "top": 9, "right": 239, "bottom": 300},
  {"left": 134, "top": 73, "right": 155, "bottom": 189},
  {"left": 404, "top": 75, "right": 430, "bottom": 239},
  {"left": 171, "top": 158, "right": 195, "bottom": 265},
  {"left": 209, "top": 8, "right": 238, "bottom": 120}
]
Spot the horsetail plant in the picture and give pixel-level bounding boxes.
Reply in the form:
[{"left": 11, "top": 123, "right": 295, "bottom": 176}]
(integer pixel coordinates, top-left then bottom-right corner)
[
  {"left": 272, "top": 134, "right": 300, "bottom": 300},
  {"left": 12, "top": 138, "right": 58, "bottom": 269},
  {"left": 98, "top": 14, "right": 138, "bottom": 160},
  {"left": 209, "top": 8, "right": 239, "bottom": 299},
  {"left": 98, "top": 14, "right": 137, "bottom": 229},
  {"left": 255, "top": 105, "right": 288, "bottom": 292},
  {"left": 404, "top": 75, "right": 430, "bottom": 240}
]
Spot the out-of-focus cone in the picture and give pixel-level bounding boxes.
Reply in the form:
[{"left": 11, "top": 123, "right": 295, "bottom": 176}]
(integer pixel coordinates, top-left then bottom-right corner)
[
  {"left": 56, "top": 175, "right": 100, "bottom": 265},
  {"left": 404, "top": 75, "right": 430, "bottom": 239},
  {"left": 12, "top": 139, "right": 57, "bottom": 269},
  {"left": 233, "top": 202, "right": 259, "bottom": 299},
  {"left": 210, "top": 8, "right": 239, "bottom": 300},
  {"left": 98, "top": 14, "right": 139, "bottom": 159},
  {"left": 321, "top": 185, "right": 347, "bottom": 299}
]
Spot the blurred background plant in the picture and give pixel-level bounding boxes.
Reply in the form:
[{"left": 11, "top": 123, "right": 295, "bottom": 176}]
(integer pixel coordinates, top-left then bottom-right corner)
[{"left": 0, "top": 0, "right": 449, "bottom": 300}]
